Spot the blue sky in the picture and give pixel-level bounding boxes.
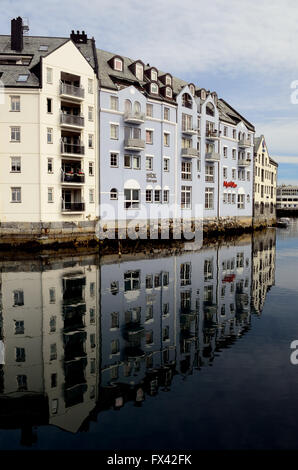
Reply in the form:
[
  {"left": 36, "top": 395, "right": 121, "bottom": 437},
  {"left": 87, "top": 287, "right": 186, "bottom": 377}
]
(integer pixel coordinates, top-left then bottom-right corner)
[{"left": 1, "top": 0, "right": 298, "bottom": 184}]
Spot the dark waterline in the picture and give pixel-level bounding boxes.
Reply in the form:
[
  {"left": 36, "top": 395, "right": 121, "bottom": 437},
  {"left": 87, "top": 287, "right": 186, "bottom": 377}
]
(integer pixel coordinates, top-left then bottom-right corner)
[{"left": 0, "top": 222, "right": 298, "bottom": 450}]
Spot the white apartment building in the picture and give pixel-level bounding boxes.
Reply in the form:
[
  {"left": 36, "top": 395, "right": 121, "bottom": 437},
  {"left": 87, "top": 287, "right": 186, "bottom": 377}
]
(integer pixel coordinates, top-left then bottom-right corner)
[
  {"left": 253, "top": 135, "right": 278, "bottom": 225},
  {"left": 0, "top": 18, "right": 98, "bottom": 237}
]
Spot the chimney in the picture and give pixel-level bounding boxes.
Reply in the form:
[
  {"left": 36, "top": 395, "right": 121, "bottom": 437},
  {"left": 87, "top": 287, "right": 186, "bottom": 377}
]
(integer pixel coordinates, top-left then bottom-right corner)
[
  {"left": 70, "top": 30, "right": 87, "bottom": 44},
  {"left": 11, "top": 16, "right": 24, "bottom": 51}
]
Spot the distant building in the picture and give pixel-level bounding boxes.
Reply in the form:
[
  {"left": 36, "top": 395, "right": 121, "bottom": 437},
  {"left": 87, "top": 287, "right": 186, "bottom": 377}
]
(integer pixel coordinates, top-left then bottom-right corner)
[
  {"left": 253, "top": 135, "right": 278, "bottom": 226},
  {"left": 277, "top": 185, "right": 298, "bottom": 212}
]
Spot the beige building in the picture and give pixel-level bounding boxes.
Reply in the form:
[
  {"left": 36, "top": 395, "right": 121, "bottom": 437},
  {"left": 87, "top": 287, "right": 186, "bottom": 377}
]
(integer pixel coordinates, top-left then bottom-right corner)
[
  {"left": 0, "top": 18, "right": 98, "bottom": 240},
  {"left": 253, "top": 135, "right": 278, "bottom": 226}
]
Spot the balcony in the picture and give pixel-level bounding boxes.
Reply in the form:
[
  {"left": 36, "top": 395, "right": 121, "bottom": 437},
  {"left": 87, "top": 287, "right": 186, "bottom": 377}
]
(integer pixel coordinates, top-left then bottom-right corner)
[
  {"left": 60, "top": 82, "right": 84, "bottom": 101},
  {"left": 124, "top": 138, "right": 145, "bottom": 151},
  {"left": 60, "top": 113, "right": 84, "bottom": 129},
  {"left": 181, "top": 147, "right": 198, "bottom": 157},
  {"left": 124, "top": 111, "right": 145, "bottom": 124},
  {"left": 61, "top": 142, "right": 85, "bottom": 157},
  {"left": 61, "top": 172, "right": 85, "bottom": 184},
  {"left": 61, "top": 201, "right": 85, "bottom": 212},
  {"left": 206, "top": 130, "right": 219, "bottom": 140},
  {"left": 182, "top": 127, "right": 197, "bottom": 136},
  {"left": 238, "top": 138, "right": 251, "bottom": 148},
  {"left": 237, "top": 158, "right": 251, "bottom": 167},
  {"left": 205, "top": 151, "right": 220, "bottom": 161}
]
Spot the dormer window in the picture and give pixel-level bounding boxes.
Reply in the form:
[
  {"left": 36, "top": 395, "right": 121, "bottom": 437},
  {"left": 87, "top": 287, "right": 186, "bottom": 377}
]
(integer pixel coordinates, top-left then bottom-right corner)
[
  {"left": 200, "top": 89, "right": 206, "bottom": 100},
  {"left": 135, "top": 63, "right": 143, "bottom": 81},
  {"left": 114, "top": 57, "right": 123, "bottom": 72},
  {"left": 189, "top": 84, "right": 195, "bottom": 96},
  {"left": 17, "top": 74, "right": 29, "bottom": 82},
  {"left": 165, "top": 75, "right": 172, "bottom": 86},
  {"left": 165, "top": 87, "right": 172, "bottom": 98},
  {"left": 151, "top": 83, "right": 159, "bottom": 94},
  {"left": 39, "top": 45, "right": 49, "bottom": 51},
  {"left": 151, "top": 69, "right": 158, "bottom": 81}
]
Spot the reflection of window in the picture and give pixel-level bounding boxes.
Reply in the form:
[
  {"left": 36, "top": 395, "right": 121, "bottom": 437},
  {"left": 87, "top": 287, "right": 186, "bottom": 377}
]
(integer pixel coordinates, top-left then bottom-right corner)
[
  {"left": 90, "top": 334, "right": 96, "bottom": 349},
  {"left": 13, "top": 289, "right": 24, "bottom": 306},
  {"left": 146, "top": 305, "right": 153, "bottom": 321},
  {"left": 51, "top": 373, "right": 57, "bottom": 388},
  {"left": 51, "top": 399, "right": 58, "bottom": 414},
  {"left": 146, "top": 330, "right": 153, "bottom": 344},
  {"left": 154, "top": 274, "right": 161, "bottom": 288},
  {"left": 163, "top": 272, "right": 169, "bottom": 286},
  {"left": 146, "top": 275, "right": 153, "bottom": 289},
  {"left": 204, "top": 285, "right": 213, "bottom": 302},
  {"left": 124, "top": 271, "right": 140, "bottom": 291},
  {"left": 110, "top": 281, "right": 119, "bottom": 295},
  {"left": 49, "top": 288, "right": 56, "bottom": 303},
  {"left": 236, "top": 253, "right": 244, "bottom": 268},
  {"left": 180, "top": 291, "right": 191, "bottom": 310},
  {"left": 15, "top": 320, "right": 24, "bottom": 335},
  {"left": 90, "top": 308, "right": 95, "bottom": 324},
  {"left": 111, "top": 339, "right": 119, "bottom": 354},
  {"left": 50, "top": 316, "right": 56, "bottom": 332},
  {"left": 17, "top": 375, "right": 27, "bottom": 391},
  {"left": 90, "top": 359, "right": 96, "bottom": 374},
  {"left": 180, "top": 263, "right": 191, "bottom": 285},
  {"left": 111, "top": 312, "right": 119, "bottom": 329},
  {"left": 15, "top": 347, "right": 25, "bottom": 362},
  {"left": 204, "top": 259, "right": 213, "bottom": 281},
  {"left": 162, "top": 326, "right": 169, "bottom": 341},
  {"left": 50, "top": 343, "right": 57, "bottom": 361},
  {"left": 163, "top": 303, "right": 169, "bottom": 316}
]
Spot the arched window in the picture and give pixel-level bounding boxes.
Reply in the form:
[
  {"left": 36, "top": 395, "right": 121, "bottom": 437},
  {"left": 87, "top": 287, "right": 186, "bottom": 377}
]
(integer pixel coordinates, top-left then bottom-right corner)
[
  {"left": 151, "top": 83, "right": 159, "bottom": 94},
  {"left": 165, "top": 74, "right": 172, "bottom": 86},
  {"left": 110, "top": 188, "right": 118, "bottom": 200},
  {"left": 189, "top": 84, "right": 195, "bottom": 96},
  {"left": 135, "top": 63, "right": 143, "bottom": 81},
  {"left": 182, "top": 93, "right": 192, "bottom": 109},
  {"left": 200, "top": 89, "right": 206, "bottom": 100},
  {"left": 124, "top": 99, "right": 132, "bottom": 113},
  {"left": 206, "top": 102, "right": 215, "bottom": 116},
  {"left": 134, "top": 101, "right": 141, "bottom": 114}
]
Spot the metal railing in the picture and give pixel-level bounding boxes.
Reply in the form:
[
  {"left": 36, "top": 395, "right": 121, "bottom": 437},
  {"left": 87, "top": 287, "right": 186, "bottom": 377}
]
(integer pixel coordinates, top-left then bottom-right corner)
[
  {"left": 60, "top": 82, "right": 85, "bottom": 99},
  {"left": 61, "top": 171, "right": 85, "bottom": 183},
  {"left": 61, "top": 142, "right": 85, "bottom": 155},
  {"left": 60, "top": 113, "right": 84, "bottom": 127},
  {"left": 61, "top": 201, "right": 85, "bottom": 212}
]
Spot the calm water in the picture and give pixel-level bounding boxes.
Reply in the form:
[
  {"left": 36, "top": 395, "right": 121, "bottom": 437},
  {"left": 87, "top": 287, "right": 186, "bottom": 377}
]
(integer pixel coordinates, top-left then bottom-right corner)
[{"left": 0, "top": 221, "right": 298, "bottom": 450}]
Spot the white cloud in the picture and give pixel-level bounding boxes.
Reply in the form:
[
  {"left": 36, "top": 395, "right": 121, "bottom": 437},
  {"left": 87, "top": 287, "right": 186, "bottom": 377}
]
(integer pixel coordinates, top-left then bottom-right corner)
[
  {"left": 254, "top": 118, "right": 298, "bottom": 156},
  {"left": 273, "top": 156, "right": 298, "bottom": 165}
]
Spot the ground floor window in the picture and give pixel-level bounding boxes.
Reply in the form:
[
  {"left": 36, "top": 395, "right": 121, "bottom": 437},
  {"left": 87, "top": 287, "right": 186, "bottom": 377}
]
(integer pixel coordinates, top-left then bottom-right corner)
[
  {"left": 124, "top": 189, "right": 140, "bottom": 209},
  {"left": 205, "top": 187, "right": 214, "bottom": 209},
  {"left": 238, "top": 194, "right": 245, "bottom": 209},
  {"left": 181, "top": 186, "right": 191, "bottom": 209},
  {"left": 146, "top": 189, "right": 153, "bottom": 202},
  {"left": 163, "top": 190, "right": 169, "bottom": 203},
  {"left": 11, "top": 187, "right": 21, "bottom": 203}
]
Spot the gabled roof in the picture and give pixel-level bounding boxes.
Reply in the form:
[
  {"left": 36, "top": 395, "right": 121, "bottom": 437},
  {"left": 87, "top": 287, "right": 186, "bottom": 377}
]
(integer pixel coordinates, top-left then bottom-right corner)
[{"left": 0, "top": 35, "right": 96, "bottom": 87}]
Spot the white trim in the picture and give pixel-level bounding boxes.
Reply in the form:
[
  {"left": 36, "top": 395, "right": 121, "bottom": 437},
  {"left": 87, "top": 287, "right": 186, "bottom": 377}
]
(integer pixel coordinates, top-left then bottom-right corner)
[{"left": 124, "top": 179, "right": 141, "bottom": 189}]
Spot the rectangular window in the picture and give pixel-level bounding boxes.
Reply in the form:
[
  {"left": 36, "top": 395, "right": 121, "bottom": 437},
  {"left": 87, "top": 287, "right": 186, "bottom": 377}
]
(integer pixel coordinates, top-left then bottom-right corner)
[
  {"left": 164, "top": 107, "right": 170, "bottom": 120},
  {"left": 51, "top": 373, "right": 57, "bottom": 388},
  {"left": 50, "top": 316, "right": 56, "bottom": 332},
  {"left": 205, "top": 165, "right": 214, "bottom": 182},
  {"left": 181, "top": 161, "right": 192, "bottom": 180},
  {"left": 48, "top": 187, "right": 54, "bottom": 203},
  {"left": 48, "top": 158, "right": 53, "bottom": 173},
  {"left": 181, "top": 186, "right": 191, "bottom": 209},
  {"left": 146, "top": 129, "right": 153, "bottom": 144},
  {"left": 182, "top": 113, "right": 192, "bottom": 132},
  {"left": 132, "top": 155, "right": 140, "bottom": 169},
  {"left": 233, "top": 129, "right": 236, "bottom": 139},
  {"left": 163, "top": 132, "right": 170, "bottom": 146},
  {"left": 89, "top": 188, "right": 95, "bottom": 203},
  {"left": 88, "top": 134, "right": 94, "bottom": 148},
  {"left": 232, "top": 149, "right": 236, "bottom": 159},
  {"left": 111, "top": 312, "right": 119, "bottom": 329},
  {"left": 11, "top": 126, "right": 21, "bottom": 142},
  {"left": 49, "top": 288, "right": 56, "bottom": 303},
  {"left": 223, "top": 167, "right": 228, "bottom": 179},
  {"left": 232, "top": 168, "right": 236, "bottom": 179},
  {"left": 146, "top": 103, "right": 153, "bottom": 117},
  {"left": 110, "top": 124, "right": 119, "bottom": 139},
  {"left": 17, "top": 375, "right": 27, "bottom": 391},
  {"left": 223, "top": 126, "right": 228, "bottom": 136},
  {"left": 11, "top": 156, "right": 21, "bottom": 172},
  {"left": 146, "top": 156, "right": 153, "bottom": 170},
  {"left": 163, "top": 190, "right": 169, "bottom": 203},
  {"left": 124, "top": 270, "right": 141, "bottom": 291},
  {"left": 88, "top": 78, "right": 93, "bottom": 94},
  {"left": 124, "top": 154, "right": 131, "bottom": 168},
  {"left": 110, "top": 96, "right": 118, "bottom": 110},
  {"left": 197, "top": 158, "right": 201, "bottom": 172},
  {"left": 163, "top": 157, "right": 170, "bottom": 171},
  {"left": 223, "top": 147, "right": 228, "bottom": 157},
  {"left": 124, "top": 189, "right": 140, "bottom": 209},
  {"left": 182, "top": 137, "right": 191, "bottom": 148},
  {"left": 110, "top": 152, "right": 118, "bottom": 167},
  {"left": 247, "top": 171, "right": 251, "bottom": 181},
  {"left": 146, "top": 275, "right": 153, "bottom": 289},
  {"left": 46, "top": 67, "right": 53, "bottom": 84},
  {"left": 88, "top": 106, "right": 94, "bottom": 121},
  {"left": 146, "top": 189, "right": 153, "bottom": 202},
  {"left": 10, "top": 96, "right": 20, "bottom": 112},
  {"left": 205, "top": 187, "right": 214, "bottom": 209},
  {"left": 47, "top": 98, "right": 52, "bottom": 113},
  {"left": 238, "top": 194, "right": 245, "bottom": 209},
  {"left": 89, "top": 161, "right": 94, "bottom": 176},
  {"left": 47, "top": 127, "right": 53, "bottom": 144},
  {"left": 11, "top": 187, "right": 21, "bottom": 203}
]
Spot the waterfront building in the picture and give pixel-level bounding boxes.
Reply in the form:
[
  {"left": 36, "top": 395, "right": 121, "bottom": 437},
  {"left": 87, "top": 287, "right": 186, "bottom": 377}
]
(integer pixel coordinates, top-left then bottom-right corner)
[
  {"left": 0, "top": 18, "right": 98, "bottom": 241},
  {"left": 0, "top": 17, "right": 260, "bottom": 243},
  {"left": 276, "top": 185, "right": 298, "bottom": 212},
  {"left": 253, "top": 135, "right": 278, "bottom": 226}
]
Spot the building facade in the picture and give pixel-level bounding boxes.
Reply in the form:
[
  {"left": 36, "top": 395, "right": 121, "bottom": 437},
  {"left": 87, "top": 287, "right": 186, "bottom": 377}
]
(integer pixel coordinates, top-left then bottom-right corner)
[
  {"left": 253, "top": 135, "right": 278, "bottom": 226},
  {"left": 0, "top": 17, "right": 273, "bottom": 244},
  {"left": 277, "top": 185, "right": 298, "bottom": 212}
]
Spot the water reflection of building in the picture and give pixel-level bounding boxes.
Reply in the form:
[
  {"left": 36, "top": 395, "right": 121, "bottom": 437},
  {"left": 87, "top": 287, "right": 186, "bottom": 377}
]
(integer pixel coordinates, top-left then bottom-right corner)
[
  {"left": 251, "top": 229, "right": 276, "bottom": 314},
  {"left": 0, "top": 231, "right": 276, "bottom": 444},
  {"left": 0, "top": 254, "right": 99, "bottom": 442}
]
